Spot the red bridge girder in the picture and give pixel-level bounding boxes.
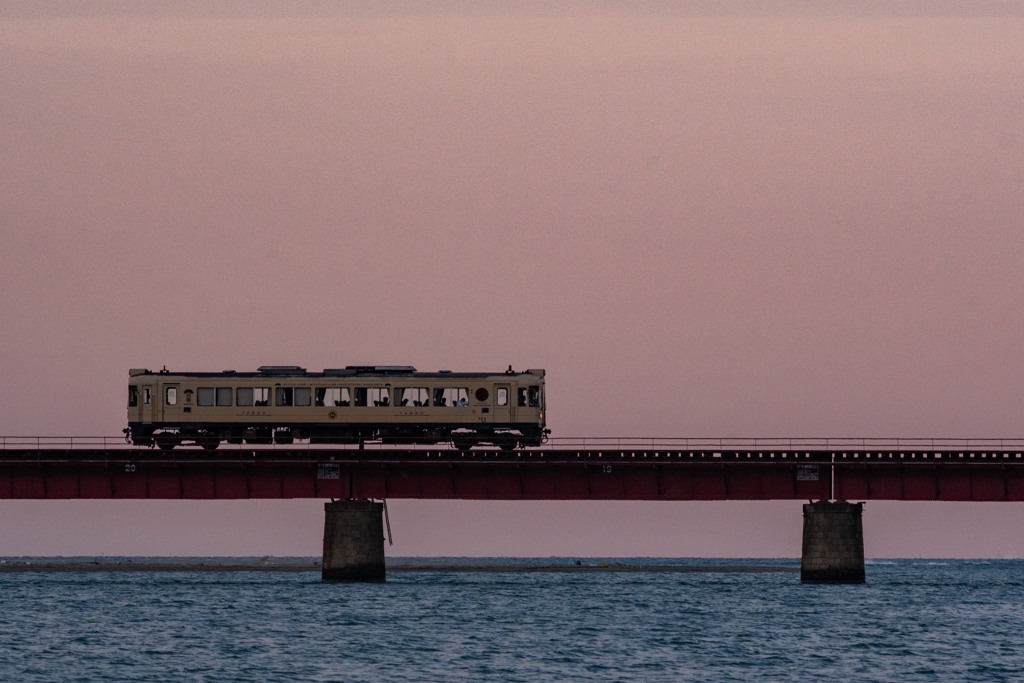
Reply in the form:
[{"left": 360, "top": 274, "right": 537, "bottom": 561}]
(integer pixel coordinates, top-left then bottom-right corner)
[
  {"left": 1, "top": 449, "right": 1023, "bottom": 501},
  {"left": 0, "top": 449, "right": 828, "bottom": 501},
  {"left": 833, "top": 462, "right": 1024, "bottom": 501}
]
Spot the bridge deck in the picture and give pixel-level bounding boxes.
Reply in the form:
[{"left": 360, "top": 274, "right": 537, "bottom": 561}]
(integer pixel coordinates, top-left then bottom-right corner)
[{"left": 2, "top": 443, "right": 1024, "bottom": 501}]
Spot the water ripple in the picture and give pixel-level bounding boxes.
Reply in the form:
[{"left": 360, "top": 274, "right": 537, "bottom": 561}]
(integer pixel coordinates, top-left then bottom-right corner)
[{"left": 2, "top": 559, "right": 1024, "bottom": 681}]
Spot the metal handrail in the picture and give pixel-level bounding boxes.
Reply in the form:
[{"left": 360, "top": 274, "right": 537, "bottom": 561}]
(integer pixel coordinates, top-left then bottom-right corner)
[
  {"left": 2, "top": 435, "right": 1024, "bottom": 452},
  {"left": 535, "top": 437, "right": 1024, "bottom": 452}
]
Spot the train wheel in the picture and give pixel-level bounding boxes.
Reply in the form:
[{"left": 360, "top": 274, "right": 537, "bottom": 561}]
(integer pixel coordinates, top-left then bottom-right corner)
[
  {"left": 156, "top": 434, "right": 177, "bottom": 451},
  {"left": 199, "top": 436, "right": 220, "bottom": 450},
  {"left": 453, "top": 436, "right": 474, "bottom": 452},
  {"left": 244, "top": 428, "right": 272, "bottom": 445}
]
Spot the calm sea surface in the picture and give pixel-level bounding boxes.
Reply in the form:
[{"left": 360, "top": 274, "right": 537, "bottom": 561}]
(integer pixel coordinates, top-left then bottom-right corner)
[{"left": 1, "top": 558, "right": 1022, "bottom": 681}]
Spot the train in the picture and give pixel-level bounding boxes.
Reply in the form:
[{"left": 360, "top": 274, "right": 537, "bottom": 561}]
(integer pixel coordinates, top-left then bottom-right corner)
[{"left": 125, "top": 365, "right": 548, "bottom": 451}]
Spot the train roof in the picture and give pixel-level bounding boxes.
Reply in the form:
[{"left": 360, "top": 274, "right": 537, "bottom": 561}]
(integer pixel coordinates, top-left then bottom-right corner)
[{"left": 128, "top": 366, "right": 545, "bottom": 380}]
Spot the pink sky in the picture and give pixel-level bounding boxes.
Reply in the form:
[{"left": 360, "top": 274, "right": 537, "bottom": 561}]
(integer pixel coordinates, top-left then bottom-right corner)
[{"left": 2, "top": 2, "right": 1024, "bottom": 557}]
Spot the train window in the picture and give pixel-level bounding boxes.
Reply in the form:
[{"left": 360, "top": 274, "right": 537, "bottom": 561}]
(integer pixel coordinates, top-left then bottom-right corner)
[
  {"left": 370, "top": 388, "right": 390, "bottom": 407},
  {"left": 166, "top": 387, "right": 177, "bottom": 406},
  {"left": 497, "top": 388, "right": 508, "bottom": 406},
  {"left": 438, "top": 387, "right": 469, "bottom": 407},
  {"left": 275, "top": 387, "right": 309, "bottom": 406},
  {"left": 143, "top": 387, "right": 152, "bottom": 405},
  {"left": 315, "top": 387, "right": 349, "bottom": 407},
  {"left": 128, "top": 386, "right": 138, "bottom": 407},
  {"left": 517, "top": 388, "right": 526, "bottom": 407},
  {"left": 528, "top": 386, "right": 540, "bottom": 407},
  {"left": 395, "top": 387, "right": 429, "bottom": 406},
  {"left": 240, "top": 387, "right": 270, "bottom": 406},
  {"left": 216, "top": 387, "right": 232, "bottom": 406},
  {"left": 197, "top": 387, "right": 215, "bottom": 406},
  {"left": 354, "top": 387, "right": 368, "bottom": 407}
]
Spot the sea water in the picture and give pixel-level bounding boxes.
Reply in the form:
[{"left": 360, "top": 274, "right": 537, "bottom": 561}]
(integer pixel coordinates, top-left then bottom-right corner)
[{"left": 1, "top": 558, "right": 1022, "bottom": 681}]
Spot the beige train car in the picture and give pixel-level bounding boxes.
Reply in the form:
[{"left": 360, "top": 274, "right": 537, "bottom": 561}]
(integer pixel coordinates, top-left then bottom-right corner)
[{"left": 126, "top": 365, "right": 548, "bottom": 451}]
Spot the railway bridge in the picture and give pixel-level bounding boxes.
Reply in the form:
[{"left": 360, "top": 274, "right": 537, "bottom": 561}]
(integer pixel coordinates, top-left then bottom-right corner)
[{"left": 3, "top": 436, "right": 1024, "bottom": 582}]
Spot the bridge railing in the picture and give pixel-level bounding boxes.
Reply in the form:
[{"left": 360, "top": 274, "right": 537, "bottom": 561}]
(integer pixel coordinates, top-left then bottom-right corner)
[
  {"left": 538, "top": 437, "right": 1024, "bottom": 453},
  {"left": 0, "top": 436, "right": 144, "bottom": 451},
  {"left": 2, "top": 435, "right": 1024, "bottom": 453}
]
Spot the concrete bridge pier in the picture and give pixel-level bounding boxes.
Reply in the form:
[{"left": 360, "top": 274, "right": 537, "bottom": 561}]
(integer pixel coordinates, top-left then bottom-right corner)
[
  {"left": 322, "top": 500, "right": 386, "bottom": 582},
  {"left": 801, "top": 501, "right": 865, "bottom": 583}
]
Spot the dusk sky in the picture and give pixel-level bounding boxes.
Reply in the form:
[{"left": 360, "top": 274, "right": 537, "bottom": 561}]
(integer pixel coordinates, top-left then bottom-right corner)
[{"left": 2, "top": 1, "right": 1024, "bottom": 558}]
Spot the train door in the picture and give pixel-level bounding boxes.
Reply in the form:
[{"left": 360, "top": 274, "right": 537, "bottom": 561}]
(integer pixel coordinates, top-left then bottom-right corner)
[
  {"left": 161, "top": 383, "right": 181, "bottom": 425},
  {"left": 494, "top": 384, "right": 513, "bottom": 427}
]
